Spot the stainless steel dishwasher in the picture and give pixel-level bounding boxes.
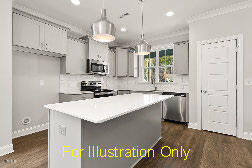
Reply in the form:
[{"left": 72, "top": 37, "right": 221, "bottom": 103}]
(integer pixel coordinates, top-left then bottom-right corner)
[{"left": 162, "top": 92, "right": 188, "bottom": 122}]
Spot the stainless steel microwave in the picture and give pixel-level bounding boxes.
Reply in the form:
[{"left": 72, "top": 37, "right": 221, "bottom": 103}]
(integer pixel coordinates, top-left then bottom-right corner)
[{"left": 87, "top": 59, "right": 109, "bottom": 75}]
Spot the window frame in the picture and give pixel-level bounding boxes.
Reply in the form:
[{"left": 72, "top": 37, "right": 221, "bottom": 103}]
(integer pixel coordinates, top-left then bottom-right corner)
[{"left": 143, "top": 45, "right": 174, "bottom": 83}]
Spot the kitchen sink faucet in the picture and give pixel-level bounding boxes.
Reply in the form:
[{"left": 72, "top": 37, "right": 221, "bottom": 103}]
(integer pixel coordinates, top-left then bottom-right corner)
[{"left": 151, "top": 77, "right": 158, "bottom": 91}]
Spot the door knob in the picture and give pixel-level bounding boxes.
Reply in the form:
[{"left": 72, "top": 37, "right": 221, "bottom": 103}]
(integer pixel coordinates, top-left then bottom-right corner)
[{"left": 201, "top": 90, "right": 208, "bottom": 94}]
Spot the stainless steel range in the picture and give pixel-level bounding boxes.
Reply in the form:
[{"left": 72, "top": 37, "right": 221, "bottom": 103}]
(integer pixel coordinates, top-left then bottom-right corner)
[{"left": 81, "top": 81, "right": 116, "bottom": 98}]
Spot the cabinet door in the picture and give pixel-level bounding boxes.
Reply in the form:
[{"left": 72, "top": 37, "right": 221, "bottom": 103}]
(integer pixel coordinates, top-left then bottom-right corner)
[
  {"left": 174, "top": 43, "right": 189, "bottom": 74},
  {"left": 13, "top": 13, "right": 42, "bottom": 50},
  {"left": 44, "top": 24, "right": 67, "bottom": 55},
  {"left": 88, "top": 39, "right": 98, "bottom": 60},
  {"left": 128, "top": 52, "right": 139, "bottom": 77},
  {"left": 116, "top": 48, "right": 128, "bottom": 77},
  {"left": 99, "top": 43, "right": 109, "bottom": 62},
  {"left": 109, "top": 50, "right": 116, "bottom": 77},
  {"left": 66, "top": 39, "right": 87, "bottom": 74},
  {"left": 88, "top": 39, "right": 108, "bottom": 62}
]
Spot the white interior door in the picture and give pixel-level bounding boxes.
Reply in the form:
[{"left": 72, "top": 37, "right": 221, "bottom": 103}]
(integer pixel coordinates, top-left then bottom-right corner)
[{"left": 201, "top": 39, "right": 237, "bottom": 136}]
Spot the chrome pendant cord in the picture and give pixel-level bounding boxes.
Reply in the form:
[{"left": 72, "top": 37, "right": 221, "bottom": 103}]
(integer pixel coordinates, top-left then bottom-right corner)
[
  {"left": 102, "top": 0, "right": 105, "bottom": 9},
  {"left": 135, "top": 0, "right": 151, "bottom": 55},
  {"left": 140, "top": 0, "right": 144, "bottom": 39}
]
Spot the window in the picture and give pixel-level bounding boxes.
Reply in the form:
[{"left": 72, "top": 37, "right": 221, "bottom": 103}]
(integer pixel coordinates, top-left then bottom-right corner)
[
  {"left": 143, "top": 46, "right": 174, "bottom": 83},
  {"left": 144, "top": 52, "right": 156, "bottom": 82},
  {"left": 158, "top": 49, "right": 174, "bottom": 82}
]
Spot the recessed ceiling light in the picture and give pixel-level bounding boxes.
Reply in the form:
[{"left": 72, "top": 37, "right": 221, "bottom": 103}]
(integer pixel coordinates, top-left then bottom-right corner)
[
  {"left": 71, "top": 0, "right": 80, "bottom": 6},
  {"left": 121, "top": 27, "right": 127, "bottom": 32},
  {"left": 166, "top": 11, "right": 175, "bottom": 17}
]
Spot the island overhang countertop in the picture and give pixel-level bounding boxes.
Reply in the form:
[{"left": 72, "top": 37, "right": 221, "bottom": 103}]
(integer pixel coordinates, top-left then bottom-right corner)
[{"left": 44, "top": 93, "right": 173, "bottom": 124}]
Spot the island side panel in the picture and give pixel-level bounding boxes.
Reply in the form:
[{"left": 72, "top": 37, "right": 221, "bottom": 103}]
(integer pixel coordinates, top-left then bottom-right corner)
[
  {"left": 81, "top": 102, "right": 162, "bottom": 168},
  {"left": 49, "top": 110, "right": 82, "bottom": 168}
]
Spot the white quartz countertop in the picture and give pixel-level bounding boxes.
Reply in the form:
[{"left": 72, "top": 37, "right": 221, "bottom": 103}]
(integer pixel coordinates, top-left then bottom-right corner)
[{"left": 44, "top": 93, "right": 173, "bottom": 124}]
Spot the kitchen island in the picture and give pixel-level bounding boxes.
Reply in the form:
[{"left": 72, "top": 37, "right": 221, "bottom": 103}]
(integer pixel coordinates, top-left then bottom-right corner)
[{"left": 45, "top": 93, "right": 172, "bottom": 168}]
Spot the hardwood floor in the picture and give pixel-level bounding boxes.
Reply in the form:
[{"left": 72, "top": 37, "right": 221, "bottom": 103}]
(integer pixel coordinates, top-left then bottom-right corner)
[
  {"left": 0, "top": 130, "right": 48, "bottom": 168},
  {"left": 135, "top": 122, "right": 252, "bottom": 168},
  {"left": 0, "top": 122, "right": 251, "bottom": 168}
]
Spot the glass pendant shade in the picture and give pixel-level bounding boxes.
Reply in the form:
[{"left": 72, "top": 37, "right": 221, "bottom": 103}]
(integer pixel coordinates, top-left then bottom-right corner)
[
  {"left": 136, "top": 39, "right": 151, "bottom": 55},
  {"left": 91, "top": 9, "right": 116, "bottom": 43}
]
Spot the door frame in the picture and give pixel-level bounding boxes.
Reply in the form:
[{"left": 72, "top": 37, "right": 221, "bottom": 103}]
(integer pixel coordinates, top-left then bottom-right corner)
[{"left": 196, "top": 34, "right": 243, "bottom": 138}]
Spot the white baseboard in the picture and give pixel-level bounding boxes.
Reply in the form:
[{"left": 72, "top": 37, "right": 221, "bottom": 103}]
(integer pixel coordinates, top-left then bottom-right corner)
[
  {"left": 0, "top": 144, "right": 14, "bottom": 156},
  {"left": 187, "top": 123, "right": 252, "bottom": 141},
  {"left": 188, "top": 122, "right": 200, "bottom": 130},
  {"left": 13, "top": 122, "right": 48, "bottom": 139},
  {"left": 130, "top": 136, "right": 162, "bottom": 168},
  {"left": 242, "top": 132, "right": 252, "bottom": 141}
]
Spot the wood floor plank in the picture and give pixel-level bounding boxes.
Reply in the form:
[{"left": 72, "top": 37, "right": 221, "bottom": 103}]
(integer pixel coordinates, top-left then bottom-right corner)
[{"left": 0, "top": 122, "right": 251, "bottom": 168}]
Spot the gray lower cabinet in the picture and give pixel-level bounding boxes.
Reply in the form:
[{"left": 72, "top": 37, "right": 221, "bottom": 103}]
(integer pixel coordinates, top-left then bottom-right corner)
[
  {"left": 117, "top": 90, "right": 132, "bottom": 95},
  {"left": 173, "top": 42, "right": 189, "bottom": 75},
  {"left": 59, "top": 93, "right": 94, "bottom": 103}
]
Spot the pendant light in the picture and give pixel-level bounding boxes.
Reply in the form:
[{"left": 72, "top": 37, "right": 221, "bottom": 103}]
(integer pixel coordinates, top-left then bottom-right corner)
[
  {"left": 91, "top": 0, "right": 116, "bottom": 43},
  {"left": 135, "top": 0, "right": 151, "bottom": 55}
]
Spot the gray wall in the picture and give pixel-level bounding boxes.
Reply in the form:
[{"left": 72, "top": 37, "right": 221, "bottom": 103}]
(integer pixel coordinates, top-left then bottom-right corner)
[
  {"left": 0, "top": 0, "right": 12, "bottom": 149},
  {"left": 189, "top": 8, "right": 252, "bottom": 132},
  {"left": 13, "top": 51, "right": 60, "bottom": 132}
]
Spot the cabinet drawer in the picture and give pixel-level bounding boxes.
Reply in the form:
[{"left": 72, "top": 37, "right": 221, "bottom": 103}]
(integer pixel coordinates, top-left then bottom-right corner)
[
  {"left": 82, "top": 93, "right": 94, "bottom": 99},
  {"left": 71, "top": 95, "right": 85, "bottom": 101}
]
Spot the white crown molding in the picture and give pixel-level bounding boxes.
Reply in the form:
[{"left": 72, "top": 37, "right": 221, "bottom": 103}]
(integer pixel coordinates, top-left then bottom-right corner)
[
  {"left": 151, "top": 43, "right": 174, "bottom": 51},
  {"left": 126, "top": 29, "right": 189, "bottom": 48},
  {"left": 12, "top": 2, "right": 85, "bottom": 34},
  {"left": 188, "top": 0, "right": 252, "bottom": 23},
  {"left": 0, "top": 144, "right": 14, "bottom": 156},
  {"left": 13, "top": 122, "right": 48, "bottom": 139},
  {"left": 148, "top": 29, "right": 189, "bottom": 43}
]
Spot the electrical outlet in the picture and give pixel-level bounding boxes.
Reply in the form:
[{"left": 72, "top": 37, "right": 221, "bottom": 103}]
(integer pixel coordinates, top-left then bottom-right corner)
[
  {"left": 22, "top": 117, "right": 31, "bottom": 125},
  {"left": 58, "top": 125, "right": 66, "bottom": 136}
]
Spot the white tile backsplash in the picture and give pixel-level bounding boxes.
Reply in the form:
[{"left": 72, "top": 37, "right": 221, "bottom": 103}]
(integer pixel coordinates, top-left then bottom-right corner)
[
  {"left": 60, "top": 74, "right": 103, "bottom": 94},
  {"left": 60, "top": 45, "right": 189, "bottom": 93},
  {"left": 60, "top": 74, "right": 189, "bottom": 94}
]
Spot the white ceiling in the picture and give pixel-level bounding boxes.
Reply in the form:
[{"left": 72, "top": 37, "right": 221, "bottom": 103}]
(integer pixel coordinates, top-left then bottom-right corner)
[{"left": 14, "top": 0, "right": 246, "bottom": 44}]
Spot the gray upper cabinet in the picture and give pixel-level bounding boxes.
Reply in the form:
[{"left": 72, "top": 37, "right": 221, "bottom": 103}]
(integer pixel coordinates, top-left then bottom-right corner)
[
  {"left": 114, "top": 48, "right": 139, "bottom": 78},
  {"left": 13, "top": 12, "right": 43, "bottom": 50},
  {"left": 173, "top": 42, "right": 189, "bottom": 74},
  {"left": 44, "top": 23, "right": 67, "bottom": 55},
  {"left": 116, "top": 48, "right": 128, "bottom": 77},
  {"left": 89, "top": 39, "right": 108, "bottom": 62},
  {"left": 13, "top": 12, "right": 67, "bottom": 56},
  {"left": 128, "top": 51, "right": 139, "bottom": 77},
  {"left": 61, "top": 38, "right": 88, "bottom": 74}
]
